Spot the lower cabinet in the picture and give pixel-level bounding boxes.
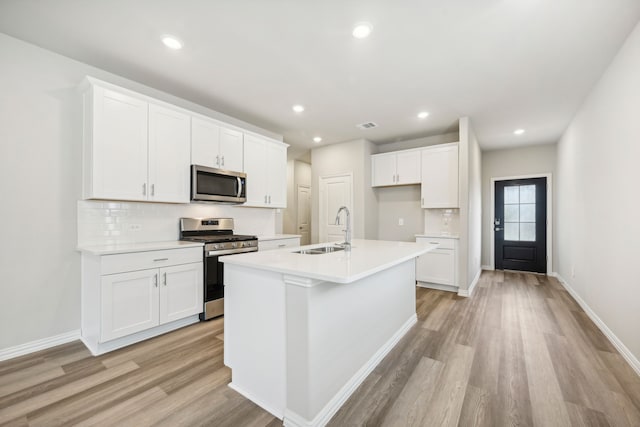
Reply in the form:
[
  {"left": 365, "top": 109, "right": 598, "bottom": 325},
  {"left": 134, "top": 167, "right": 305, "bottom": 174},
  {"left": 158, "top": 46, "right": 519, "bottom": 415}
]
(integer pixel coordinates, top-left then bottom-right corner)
[
  {"left": 82, "top": 247, "right": 203, "bottom": 355},
  {"left": 415, "top": 237, "right": 458, "bottom": 290},
  {"left": 258, "top": 236, "right": 301, "bottom": 251}
]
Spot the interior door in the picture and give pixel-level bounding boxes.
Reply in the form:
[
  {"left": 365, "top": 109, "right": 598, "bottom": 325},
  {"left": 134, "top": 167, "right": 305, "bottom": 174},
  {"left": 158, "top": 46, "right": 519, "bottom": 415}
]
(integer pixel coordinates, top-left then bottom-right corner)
[
  {"left": 495, "top": 177, "right": 547, "bottom": 273},
  {"left": 319, "top": 174, "right": 353, "bottom": 243},
  {"left": 297, "top": 185, "right": 311, "bottom": 245}
]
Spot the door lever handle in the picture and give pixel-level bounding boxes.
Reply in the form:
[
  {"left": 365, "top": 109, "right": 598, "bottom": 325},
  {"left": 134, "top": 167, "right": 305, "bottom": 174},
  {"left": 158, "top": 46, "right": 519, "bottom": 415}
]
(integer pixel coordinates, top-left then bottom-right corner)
[{"left": 495, "top": 227, "right": 503, "bottom": 231}]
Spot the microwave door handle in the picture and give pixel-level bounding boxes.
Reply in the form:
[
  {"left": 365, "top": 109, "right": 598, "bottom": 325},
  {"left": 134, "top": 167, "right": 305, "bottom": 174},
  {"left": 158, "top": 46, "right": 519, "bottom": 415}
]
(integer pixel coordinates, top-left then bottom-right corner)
[{"left": 237, "top": 176, "right": 243, "bottom": 198}]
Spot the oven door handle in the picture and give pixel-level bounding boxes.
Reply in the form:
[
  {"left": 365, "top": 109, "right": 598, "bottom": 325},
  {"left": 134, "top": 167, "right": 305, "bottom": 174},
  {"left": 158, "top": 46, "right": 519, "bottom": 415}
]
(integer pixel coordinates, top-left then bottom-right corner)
[
  {"left": 208, "top": 247, "right": 257, "bottom": 257},
  {"left": 237, "top": 177, "right": 243, "bottom": 198}
]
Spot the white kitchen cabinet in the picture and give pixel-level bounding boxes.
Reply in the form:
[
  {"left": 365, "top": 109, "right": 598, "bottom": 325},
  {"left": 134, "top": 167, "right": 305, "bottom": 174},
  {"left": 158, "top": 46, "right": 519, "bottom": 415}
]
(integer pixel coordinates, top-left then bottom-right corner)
[
  {"left": 258, "top": 236, "right": 301, "bottom": 251},
  {"left": 421, "top": 143, "right": 459, "bottom": 208},
  {"left": 148, "top": 104, "right": 191, "bottom": 203},
  {"left": 191, "top": 116, "right": 244, "bottom": 172},
  {"left": 81, "top": 246, "right": 203, "bottom": 355},
  {"left": 416, "top": 236, "right": 458, "bottom": 290},
  {"left": 371, "top": 149, "right": 421, "bottom": 187},
  {"left": 243, "top": 134, "right": 288, "bottom": 208},
  {"left": 82, "top": 78, "right": 191, "bottom": 203}
]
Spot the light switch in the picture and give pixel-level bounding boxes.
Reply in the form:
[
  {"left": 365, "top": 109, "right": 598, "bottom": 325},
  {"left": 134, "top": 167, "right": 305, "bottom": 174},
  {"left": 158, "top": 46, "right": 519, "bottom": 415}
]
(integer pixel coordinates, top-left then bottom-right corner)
[{"left": 398, "top": 218, "right": 404, "bottom": 226}]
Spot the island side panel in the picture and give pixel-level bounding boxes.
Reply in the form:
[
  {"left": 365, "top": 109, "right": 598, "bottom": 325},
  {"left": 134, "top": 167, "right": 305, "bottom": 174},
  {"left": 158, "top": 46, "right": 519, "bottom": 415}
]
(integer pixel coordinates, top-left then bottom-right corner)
[
  {"left": 285, "top": 259, "right": 417, "bottom": 424},
  {"left": 223, "top": 264, "right": 287, "bottom": 419}
]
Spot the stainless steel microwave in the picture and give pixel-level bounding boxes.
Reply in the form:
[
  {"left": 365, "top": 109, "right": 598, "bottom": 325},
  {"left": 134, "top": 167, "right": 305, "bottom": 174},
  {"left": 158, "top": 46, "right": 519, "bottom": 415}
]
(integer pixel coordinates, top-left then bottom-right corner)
[{"left": 191, "top": 165, "right": 246, "bottom": 204}]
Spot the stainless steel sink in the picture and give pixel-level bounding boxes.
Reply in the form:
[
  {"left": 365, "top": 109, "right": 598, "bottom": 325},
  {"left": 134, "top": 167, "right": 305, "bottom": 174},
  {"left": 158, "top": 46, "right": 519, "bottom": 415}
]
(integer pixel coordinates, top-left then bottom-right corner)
[{"left": 294, "top": 245, "right": 346, "bottom": 255}]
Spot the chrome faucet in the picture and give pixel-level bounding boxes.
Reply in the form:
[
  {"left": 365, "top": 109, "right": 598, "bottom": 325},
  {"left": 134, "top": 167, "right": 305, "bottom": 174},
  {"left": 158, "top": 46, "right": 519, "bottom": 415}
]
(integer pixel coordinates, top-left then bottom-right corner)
[{"left": 334, "top": 206, "right": 351, "bottom": 251}]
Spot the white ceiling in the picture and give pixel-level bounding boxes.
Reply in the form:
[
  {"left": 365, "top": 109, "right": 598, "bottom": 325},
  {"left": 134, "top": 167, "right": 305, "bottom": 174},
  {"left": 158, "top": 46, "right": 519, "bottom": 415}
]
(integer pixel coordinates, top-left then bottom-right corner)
[{"left": 1, "top": 0, "right": 639, "bottom": 156}]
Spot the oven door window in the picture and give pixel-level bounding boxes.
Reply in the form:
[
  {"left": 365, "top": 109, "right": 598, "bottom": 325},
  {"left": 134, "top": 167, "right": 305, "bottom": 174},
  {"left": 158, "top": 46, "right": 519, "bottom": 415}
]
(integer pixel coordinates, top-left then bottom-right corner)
[{"left": 204, "top": 256, "right": 224, "bottom": 301}]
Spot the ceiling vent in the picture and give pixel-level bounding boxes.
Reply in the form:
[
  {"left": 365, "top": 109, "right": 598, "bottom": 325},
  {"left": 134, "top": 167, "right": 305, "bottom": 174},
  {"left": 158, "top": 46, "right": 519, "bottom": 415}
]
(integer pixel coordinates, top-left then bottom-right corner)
[{"left": 356, "top": 122, "right": 378, "bottom": 130}]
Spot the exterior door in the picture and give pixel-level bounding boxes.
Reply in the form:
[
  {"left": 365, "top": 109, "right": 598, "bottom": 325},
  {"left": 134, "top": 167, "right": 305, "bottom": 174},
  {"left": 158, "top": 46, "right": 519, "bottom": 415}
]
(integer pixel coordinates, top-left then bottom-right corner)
[
  {"left": 319, "top": 174, "right": 353, "bottom": 243},
  {"left": 495, "top": 177, "right": 547, "bottom": 273},
  {"left": 297, "top": 185, "right": 311, "bottom": 245}
]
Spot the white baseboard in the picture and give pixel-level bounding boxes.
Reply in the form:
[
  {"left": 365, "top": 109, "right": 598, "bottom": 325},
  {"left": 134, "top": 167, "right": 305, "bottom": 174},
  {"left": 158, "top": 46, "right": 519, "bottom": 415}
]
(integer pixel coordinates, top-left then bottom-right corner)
[
  {"left": 554, "top": 273, "right": 640, "bottom": 377},
  {"left": 0, "top": 330, "right": 80, "bottom": 362},
  {"left": 229, "top": 382, "right": 284, "bottom": 420},
  {"left": 481, "top": 265, "right": 494, "bottom": 271},
  {"left": 283, "top": 314, "right": 418, "bottom": 427},
  {"left": 458, "top": 269, "right": 481, "bottom": 298},
  {"left": 416, "top": 282, "right": 458, "bottom": 293}
]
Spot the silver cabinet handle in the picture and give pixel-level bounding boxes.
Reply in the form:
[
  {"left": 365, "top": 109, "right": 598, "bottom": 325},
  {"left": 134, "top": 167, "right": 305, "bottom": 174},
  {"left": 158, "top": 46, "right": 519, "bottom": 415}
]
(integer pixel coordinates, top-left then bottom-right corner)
[
  {"left": 142, "top": 183, "right": 146, "bottom": 196},
  {"left": 151, "top": 184, "right": 155, "bottom": 196},
  {"left": 153, "top": 258, "right": 168, "bottom": 262},
  {"left": 153, "top": 274, "right": 158, "bottom": 288},
  {"left": 237, "top": 177, "right": 243, "bottom": 198},
  {"left": 163, "top": 272, "right": 167, "bottom": 286},
  {"left": 268, "top": 195, "right": 271, "bottom": 204},
  {"left": 264, "top": 195, "right": 268, "bottom": 203},
  {"left": 216, "top": 155, "right": 220, "bottom": 166},
  {"left": 396, "top": 174, "right": 399, "bottom": 182},
  {"left": 278, "top": 244, "right": 286, "bottom": 248},
  {"left": 221, "top": 155, "right": 225, "bottom": 166}
]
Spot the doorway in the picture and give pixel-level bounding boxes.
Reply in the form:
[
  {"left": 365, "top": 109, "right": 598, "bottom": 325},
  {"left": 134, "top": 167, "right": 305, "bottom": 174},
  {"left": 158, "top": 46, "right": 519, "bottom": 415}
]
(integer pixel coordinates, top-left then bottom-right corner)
[
  {"left": 493, "top": 177, "right": 548, "bottom": 273},
  {"left": 296, "top": 185, "right": 311, "bottom": 245},
  {"left": 319, "top": 173, "right": 353, "bottom": 243}
]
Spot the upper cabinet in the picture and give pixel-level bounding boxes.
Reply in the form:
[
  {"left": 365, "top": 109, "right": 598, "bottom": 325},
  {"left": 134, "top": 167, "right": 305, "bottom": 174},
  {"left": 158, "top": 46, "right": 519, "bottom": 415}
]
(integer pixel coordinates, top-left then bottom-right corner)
[
  {"left": 421, "top": 143, "right": 459, "bottom": 208},
  {"left": 243, "top": 134, "right": 288, "bottom": 208},
  {"left": 82, "top": 79, "right": 190, "bottom": 203},
  {"left": 191, "top": 116, "right": 243, "bottom": 172},
  {"left": 371, "top": 149, "right": 421, "bottom": 187}
]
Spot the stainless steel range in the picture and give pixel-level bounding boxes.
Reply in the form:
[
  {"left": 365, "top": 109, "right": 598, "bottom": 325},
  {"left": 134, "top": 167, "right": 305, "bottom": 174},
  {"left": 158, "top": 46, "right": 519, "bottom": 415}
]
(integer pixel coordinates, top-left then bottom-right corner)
[{"left": 179, "top": 218, "right": 258, "bottom": 320}]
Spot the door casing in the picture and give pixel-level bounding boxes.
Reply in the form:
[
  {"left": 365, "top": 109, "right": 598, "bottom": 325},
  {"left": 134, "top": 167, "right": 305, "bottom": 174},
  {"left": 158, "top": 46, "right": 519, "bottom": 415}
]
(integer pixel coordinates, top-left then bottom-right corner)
[{"left": 490, "top": 173, "right": 552, "bottom": 273}]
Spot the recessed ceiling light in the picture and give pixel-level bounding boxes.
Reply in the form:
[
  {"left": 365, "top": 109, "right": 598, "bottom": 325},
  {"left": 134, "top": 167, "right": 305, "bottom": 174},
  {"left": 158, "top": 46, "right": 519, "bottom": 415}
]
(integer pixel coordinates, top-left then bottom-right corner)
[
  {"left": 514, "top": 129, "right": 525, "bottom": 135},
  {"left": 313, "top": 137, "right": 322, "bottom": 143},
  {"left": 292, "top": 105, "right": 305, "bottom": 113},
  {"left": 352, "top": 22, "right": 373, "bottom": 39},
  {"left": 161, "top": 35, "right": 183, "bottom": 50},
  {"left": 417, "top": 111, "right": 430, "bottom": 119}
]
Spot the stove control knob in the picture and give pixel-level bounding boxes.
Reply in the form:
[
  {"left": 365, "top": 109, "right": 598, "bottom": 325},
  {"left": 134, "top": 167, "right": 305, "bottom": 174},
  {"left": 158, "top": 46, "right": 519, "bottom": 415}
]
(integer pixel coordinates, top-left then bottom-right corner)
[
  {"left": 232, "top": 243, "right": 237, "bottom": 248},
  {"left": 213, "top": 244, "right": 220, "bottom": 250}
]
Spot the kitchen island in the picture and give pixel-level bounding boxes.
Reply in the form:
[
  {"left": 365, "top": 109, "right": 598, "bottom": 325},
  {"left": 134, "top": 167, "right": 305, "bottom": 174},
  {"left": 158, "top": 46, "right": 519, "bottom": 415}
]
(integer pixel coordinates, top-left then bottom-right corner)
[{"left": 221, "top": 239, "right": 437, "bottom": 427}]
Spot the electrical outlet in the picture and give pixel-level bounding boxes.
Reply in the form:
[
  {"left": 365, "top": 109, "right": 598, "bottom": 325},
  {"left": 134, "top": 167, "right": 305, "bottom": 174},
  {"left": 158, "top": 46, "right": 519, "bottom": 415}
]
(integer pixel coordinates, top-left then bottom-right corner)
[{"left": 398, "top": 218, "right": 404, "bottom": 226}]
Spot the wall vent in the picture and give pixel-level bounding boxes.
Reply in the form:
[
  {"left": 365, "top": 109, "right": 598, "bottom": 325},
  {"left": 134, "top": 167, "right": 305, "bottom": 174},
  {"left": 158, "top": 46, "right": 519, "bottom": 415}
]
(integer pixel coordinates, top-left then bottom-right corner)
[{"left": 356, "top": 122, "right": 378, "bottom": 130}]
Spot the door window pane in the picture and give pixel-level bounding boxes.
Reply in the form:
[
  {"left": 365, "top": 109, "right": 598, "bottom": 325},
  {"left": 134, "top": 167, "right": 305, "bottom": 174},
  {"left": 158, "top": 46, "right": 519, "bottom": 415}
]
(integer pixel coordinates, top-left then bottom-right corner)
[
  {"left": 503, "top": 184, "right": 536, "bottom": 241},
  {"left": 504, "top": 223, "right": 519, "bottom": 241}
]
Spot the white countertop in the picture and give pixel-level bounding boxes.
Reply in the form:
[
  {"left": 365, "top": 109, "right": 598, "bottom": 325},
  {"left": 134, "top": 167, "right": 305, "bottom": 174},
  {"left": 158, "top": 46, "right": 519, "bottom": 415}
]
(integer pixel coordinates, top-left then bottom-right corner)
[
  {"left": 221, "top": 239, "right": 437, "bottom": 284},
  {"left": 415, "top": 233, "right": 460, "bottom": 239},
  {"left": 257, "top": 234, "right": 302, "bottom": 241},
  {"left": 78, "top": 240, "right": 203, "bottom": 255}
]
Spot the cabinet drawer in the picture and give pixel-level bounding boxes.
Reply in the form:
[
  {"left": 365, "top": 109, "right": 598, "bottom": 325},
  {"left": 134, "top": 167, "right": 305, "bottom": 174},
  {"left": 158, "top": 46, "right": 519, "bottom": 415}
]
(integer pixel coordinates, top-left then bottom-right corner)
[
  {"left": 416, "top": 237, "right": 456, "bottom": 250},
  {"left": 258, "top": 238, "right": 300, "bottom": 251},
  {"left": 101, "top": 247, "right": 202, "bottom": 275}
]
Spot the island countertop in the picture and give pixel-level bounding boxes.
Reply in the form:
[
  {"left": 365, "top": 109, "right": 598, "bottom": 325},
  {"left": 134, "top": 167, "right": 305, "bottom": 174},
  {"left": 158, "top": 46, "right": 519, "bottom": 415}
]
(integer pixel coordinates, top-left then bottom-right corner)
[{"left": 220, "top": 239, "right": 437, "bottom": 284}]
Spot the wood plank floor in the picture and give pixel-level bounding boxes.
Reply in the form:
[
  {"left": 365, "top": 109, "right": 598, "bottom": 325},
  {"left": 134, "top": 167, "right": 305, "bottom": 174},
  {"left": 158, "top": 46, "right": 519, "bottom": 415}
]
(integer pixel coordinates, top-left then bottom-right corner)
[{"left": 1, "top": 271, "right": 640, "bottom": 426}]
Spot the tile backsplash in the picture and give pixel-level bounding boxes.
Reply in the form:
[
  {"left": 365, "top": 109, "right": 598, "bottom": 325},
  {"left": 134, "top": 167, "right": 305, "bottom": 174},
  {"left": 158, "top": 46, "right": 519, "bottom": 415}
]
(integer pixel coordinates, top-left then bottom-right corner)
[
  {"left": 424, "top": 208, "right": 460, "bottom": 236},
  {"left": 78, "top": 201, "right": 277, "bottom": 246}
]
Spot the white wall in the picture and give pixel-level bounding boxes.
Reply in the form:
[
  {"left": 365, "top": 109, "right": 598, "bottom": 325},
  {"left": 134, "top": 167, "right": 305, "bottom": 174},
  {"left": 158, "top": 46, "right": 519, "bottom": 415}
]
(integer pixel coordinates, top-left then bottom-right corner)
[
  {"left": 481, "top": 144, "right": 557, "bottom": 267},
  {"left": 556, "top": 22, "right": 640, "bottom": 366},
  {"left": 0, "top": 33, "right": 281, "bottom": 352},
  {"left": 283, "top": 160, "right": 311, "bottom": 236},
  {"left": 310, "top": 139, "right": 377, "bottom": 243},
  {"left": 458, "top": 117, "right": 482, "bottom": 291}
]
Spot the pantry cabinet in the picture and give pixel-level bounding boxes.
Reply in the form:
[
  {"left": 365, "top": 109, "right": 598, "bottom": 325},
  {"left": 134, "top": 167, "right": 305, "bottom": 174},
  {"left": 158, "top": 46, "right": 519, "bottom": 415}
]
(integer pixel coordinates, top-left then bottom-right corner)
[
  {"left": 243, "top": 134, "right": 288, "bottom": 208},
  {"left": 191, "top": 116, "right": 244, "bottom": 172},
  {"left": 371, "top": 149, "right": 421, "bottom": 187},
  {"left": 82, "top": 78, "right": 190, "bottom": 203},
  {"left": 82, "top": 246, "right": 203, "bottom": 355}
]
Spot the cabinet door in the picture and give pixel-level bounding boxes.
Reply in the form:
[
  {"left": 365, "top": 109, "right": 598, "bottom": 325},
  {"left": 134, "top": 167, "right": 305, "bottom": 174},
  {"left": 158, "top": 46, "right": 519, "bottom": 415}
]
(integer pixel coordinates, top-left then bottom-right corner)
[
  {"left": 159, "top": 263, "right": 203, "bottom": 324},
  {"left": 101, "top": 269, "right": 159, "bottom": 341},
  {"left": 416, "top": 250, "right": 455, "bottom": 285},
  {"left": 219, "top": 127, "right": 244, "bottom": 172},
  {"left": 243, "top": 134, "right": 268, "bottom": 206},
  {"left": 191, "top": 116, "right": 220, "bottom": 168},
  {"left": 91, "top": 87, "right": 148, "bottom": 201},
  {"left": 371, "top": 153, "right": 396, "bottom": 187},
  {"left": 148, "top": 104, "right": 191, "bottom": 203},
  {"left": 266, "top": 142, "right": 287, "bottom": 207},
  {"left": 396, "top": 150, "right": 421, "bottom": 184},
  {"left": 421, "top": 145, "right": 459, "bottom": 208}
]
